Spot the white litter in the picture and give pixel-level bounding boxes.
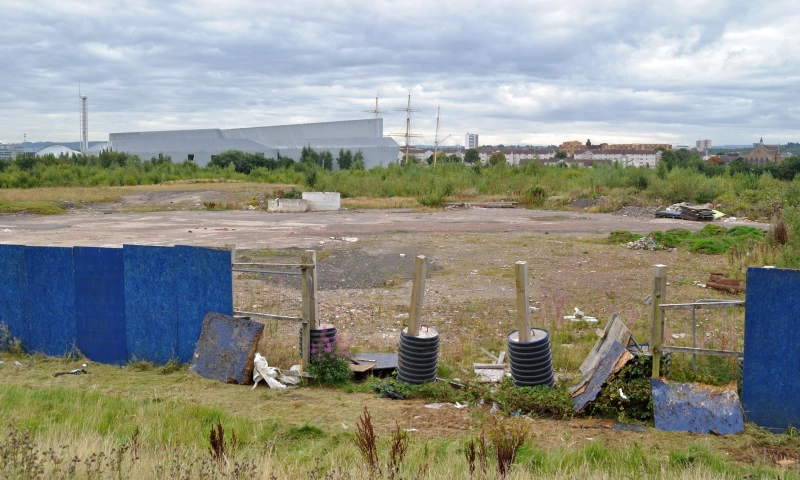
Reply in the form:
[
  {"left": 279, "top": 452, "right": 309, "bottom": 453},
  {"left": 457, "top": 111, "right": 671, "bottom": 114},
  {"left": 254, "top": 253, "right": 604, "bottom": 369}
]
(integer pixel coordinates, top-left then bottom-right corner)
[
  {"left": 404, "top": 428, "right": 418, "bottom": 432},
  {"left": 454, "top": 402, "right": 468, "bottom": 409},
  {"left": 619, "top": 389, "right": 628, "bottom": 400},
  {"left": 424, "top": 403, "right": 443, "bottom": 409},
  {"left": 574, "top": 307, "right": 585, "bottom": 318},
  {"left": 252, "top": 353, "right": 294, "bottom": 389}
]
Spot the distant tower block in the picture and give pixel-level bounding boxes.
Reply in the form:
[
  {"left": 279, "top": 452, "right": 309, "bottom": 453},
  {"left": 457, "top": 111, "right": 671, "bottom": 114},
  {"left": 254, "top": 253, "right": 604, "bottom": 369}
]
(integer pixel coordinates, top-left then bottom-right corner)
[
  {"left": 80, "top": 95, "right": 88, "bottom": 153},
  {"left": 466, "top": 133, "right": 479, "bottom": 149}
]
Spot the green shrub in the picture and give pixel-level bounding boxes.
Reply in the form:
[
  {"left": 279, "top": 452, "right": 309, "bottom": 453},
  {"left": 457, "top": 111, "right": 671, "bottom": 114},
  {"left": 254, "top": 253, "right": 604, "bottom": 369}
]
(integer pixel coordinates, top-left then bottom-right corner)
[
  {"left": 491, "top": 379, "right": 574, "bottom": 418},
  {"left": 524, "top": 185, "right": 548, "bottom": 206},
  {"left": 607, "top": 230, "right": 643, "bottom": 244}
]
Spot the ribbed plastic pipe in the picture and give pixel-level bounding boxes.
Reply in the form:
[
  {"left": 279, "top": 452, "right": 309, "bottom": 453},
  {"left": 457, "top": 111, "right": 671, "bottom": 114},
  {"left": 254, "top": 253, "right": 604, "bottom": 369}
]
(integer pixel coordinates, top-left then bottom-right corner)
[
  {"left": 507, "top": 328, "right": 555, "bottom": 388},
  {"left": 397, "top": 326, "right": 439, "bottom": 384},
  {"left": 299, "top": 323, "right": 337, "bottom": 356}
]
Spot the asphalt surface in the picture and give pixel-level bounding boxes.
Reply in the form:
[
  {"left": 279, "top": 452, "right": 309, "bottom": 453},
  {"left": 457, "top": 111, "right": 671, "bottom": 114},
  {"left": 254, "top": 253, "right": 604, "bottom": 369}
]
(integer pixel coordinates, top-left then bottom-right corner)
[{"left": 0, "top": 207, "right": 763, "bottom": 249}]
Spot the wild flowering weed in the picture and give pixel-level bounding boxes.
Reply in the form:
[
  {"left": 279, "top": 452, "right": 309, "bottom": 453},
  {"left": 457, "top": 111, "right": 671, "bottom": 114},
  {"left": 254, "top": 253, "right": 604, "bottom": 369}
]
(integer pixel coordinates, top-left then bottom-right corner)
[{"left": 307, "top": 328, "right": 352, "bottom": 385}]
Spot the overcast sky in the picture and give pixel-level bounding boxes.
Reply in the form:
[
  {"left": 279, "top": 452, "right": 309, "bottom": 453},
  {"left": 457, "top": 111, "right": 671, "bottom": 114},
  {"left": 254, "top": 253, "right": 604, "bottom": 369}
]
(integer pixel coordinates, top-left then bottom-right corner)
[{"left": 1, "top": 0, "right": 798, "bottom": 147}]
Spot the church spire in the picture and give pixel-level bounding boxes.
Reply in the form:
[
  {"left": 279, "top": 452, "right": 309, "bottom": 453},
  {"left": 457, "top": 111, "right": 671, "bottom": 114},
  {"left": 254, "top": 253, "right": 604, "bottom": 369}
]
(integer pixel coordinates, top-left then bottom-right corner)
[{"left": 760, "top": 137, "right": 764, "bottom": 144}]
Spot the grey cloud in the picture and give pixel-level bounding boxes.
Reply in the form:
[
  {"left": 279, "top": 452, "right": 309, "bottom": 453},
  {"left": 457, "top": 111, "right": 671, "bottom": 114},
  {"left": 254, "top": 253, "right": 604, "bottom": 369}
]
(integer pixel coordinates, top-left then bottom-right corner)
[{"left": 0, "top": 0, "right": 798, "bottom": 146}]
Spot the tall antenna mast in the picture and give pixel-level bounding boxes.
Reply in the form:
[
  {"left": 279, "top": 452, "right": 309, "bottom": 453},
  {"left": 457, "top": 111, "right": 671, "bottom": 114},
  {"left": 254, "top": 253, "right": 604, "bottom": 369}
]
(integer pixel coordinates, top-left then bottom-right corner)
[
  {"left": 431, "top": 106, "right": 450, "bottom": 167},
  {"left": 79, "top": 84, "right": 88, "bottom": 153},
  {"left": 362, "top": 95, "right": 387, "bottom": 118},
  {"left": 390, "top": 94, "right": 421, "bottom": 164}
]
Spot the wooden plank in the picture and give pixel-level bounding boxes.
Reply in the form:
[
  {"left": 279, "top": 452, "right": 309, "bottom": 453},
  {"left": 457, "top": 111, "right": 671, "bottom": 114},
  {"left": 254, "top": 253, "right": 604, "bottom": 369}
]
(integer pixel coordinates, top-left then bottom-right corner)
[
  {"left": 473, "top": 363, "right": 508, "bottom": 369},
  {"left": 660, "top": 301, "right": 745, "bottom": 311},
  {"left": 515, "top": 261, "right": 532, "bottom": 342},
  {"left": 579, "top": 313, "right": 630, "bottom": 375},
  {"left": 656, "top": 346, "right": 743, "bottom": 358},
  {"left": 479, "top": 347, "right": 499, "bottom": 362},
  {"left": 233, "top": 311, "right": 304, "bottom": 322},
  {"left": 497, "top": 351, "right": 505, "bottom": 364},
  {"left": 232, "top": 262, "right": 313, "bottom": 268},
  {"left": 349, "top": 363, "right": 375, "bottom": 373},
  {"left": 408, "top": 255, "right": 427, "bottom": 337}
]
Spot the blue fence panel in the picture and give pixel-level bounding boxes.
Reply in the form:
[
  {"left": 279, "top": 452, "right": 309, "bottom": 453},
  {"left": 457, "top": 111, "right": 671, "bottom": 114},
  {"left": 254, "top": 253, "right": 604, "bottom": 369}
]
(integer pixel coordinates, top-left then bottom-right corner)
[
  {"left": 175, "top": 246, "right": 233, "bottom": 363},
  {"left": 124, "top": 245, "right": 178, "bottom": 364},
  {"left": 743, "top": 267, "right": 800, "bottom": 432},
  {"left": 0, "top": 245, "right": 30, "bottom": 349},
  {"left": 24, "top": 247, "right": 76, "bottom": 356},
  {"left": 74, "top": 247, "right": 127, "bottom": 364}
]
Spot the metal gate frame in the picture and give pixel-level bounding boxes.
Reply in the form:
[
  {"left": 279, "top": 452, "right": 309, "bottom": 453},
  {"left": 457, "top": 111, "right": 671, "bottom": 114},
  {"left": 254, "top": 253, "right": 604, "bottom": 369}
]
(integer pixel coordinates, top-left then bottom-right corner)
[
  {"left": 227, "top": 245, "right": 318, "bottom": 371},
  {"left": 649, "top": 265, "right": 745, "bottom": 378}
]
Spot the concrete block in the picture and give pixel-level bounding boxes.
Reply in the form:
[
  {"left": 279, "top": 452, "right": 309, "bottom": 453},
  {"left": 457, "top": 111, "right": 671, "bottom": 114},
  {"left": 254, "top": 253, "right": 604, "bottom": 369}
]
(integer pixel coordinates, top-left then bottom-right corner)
[
  {"left": 267, "top": 198, "right": 308, "bottom": 213},
  {"left": 302, "top": 192, "right": 341, "bottom": 211}
]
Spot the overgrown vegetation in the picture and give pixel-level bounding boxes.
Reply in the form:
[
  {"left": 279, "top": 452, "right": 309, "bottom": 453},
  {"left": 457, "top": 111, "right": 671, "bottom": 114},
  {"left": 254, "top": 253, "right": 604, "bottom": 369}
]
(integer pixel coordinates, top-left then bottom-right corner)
[
  {"left": 5, "top": 149, "right": 800, "bottom": 221},
  {"left": 609, "top": 225, "right": 766, "bottom": 254}
]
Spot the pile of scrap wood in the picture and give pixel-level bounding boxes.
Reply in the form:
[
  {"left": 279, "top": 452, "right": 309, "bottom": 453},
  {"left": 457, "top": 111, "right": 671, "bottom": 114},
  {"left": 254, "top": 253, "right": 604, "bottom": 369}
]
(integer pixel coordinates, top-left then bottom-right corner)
[
  {"left": 707, "top": 272, "right": 745, "bottom": 293},
  {"left": 570, "top": 313, "right": 634, "bottom": 411},
  {"left": 678, "top": 204, "right": 715, "bottom": 221}
]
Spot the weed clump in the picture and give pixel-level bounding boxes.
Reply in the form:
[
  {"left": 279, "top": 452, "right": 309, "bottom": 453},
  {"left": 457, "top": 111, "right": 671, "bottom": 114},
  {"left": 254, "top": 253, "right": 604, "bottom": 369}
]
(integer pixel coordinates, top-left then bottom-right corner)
[
  {"left": 307, "top": 329, "right": 352, "bottom": 385},
  {"left": 607, "top": 230, "right": 643, "bottom": 244},
  {"left": 0, "top": 322, "right": 24, "bottom": 355}
]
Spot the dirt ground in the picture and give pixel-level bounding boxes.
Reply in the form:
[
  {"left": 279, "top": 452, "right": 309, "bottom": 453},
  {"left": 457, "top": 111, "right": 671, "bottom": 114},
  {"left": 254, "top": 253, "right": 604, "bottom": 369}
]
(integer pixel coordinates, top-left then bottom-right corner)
[{"left": 2, "top": 188, "right": 788, "bottom": 470}]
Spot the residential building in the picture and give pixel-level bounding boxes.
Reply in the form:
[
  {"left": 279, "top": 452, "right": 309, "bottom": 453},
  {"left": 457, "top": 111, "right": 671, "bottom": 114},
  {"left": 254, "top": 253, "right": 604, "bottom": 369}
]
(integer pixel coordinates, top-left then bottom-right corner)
[
  {"left": 574, "top": 149, "right": 661, "bottom": 168},
  {"left": 696, "top": 139, "right": 712, "bottom": 150},
  {"left": 465, "top": 133, "right": 479, "bottom": 149}
]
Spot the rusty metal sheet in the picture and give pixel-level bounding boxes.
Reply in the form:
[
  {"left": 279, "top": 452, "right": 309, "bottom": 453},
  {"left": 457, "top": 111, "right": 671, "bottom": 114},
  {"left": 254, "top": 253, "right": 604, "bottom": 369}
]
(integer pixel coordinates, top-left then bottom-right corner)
[
  {"left": 652, "top": 378, "right": 744, "bottom": 435},
  {"left": 572, "top": 340, "right": 626, "bottom": 412},
  {"left": 190, "top": 312, "right": 264, "bottom": 384}
]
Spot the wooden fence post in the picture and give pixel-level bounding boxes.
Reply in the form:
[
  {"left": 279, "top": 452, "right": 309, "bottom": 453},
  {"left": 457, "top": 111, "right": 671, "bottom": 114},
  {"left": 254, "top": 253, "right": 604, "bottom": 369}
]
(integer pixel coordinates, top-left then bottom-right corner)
[
  {"left": 226, "top": 244, "right": 236, "bottom": 314},
  {"left": 301, "top": 260, "right": 311, "bottom": 373},
  {"left": 302, "top": 250, "right": 318, "bottom": 330},
  {"left": 515, "top": 261, "right": 532, "bottom": 342},
  {"left": 651, "top": 264, "right": 667, "bottom": 378},
  {"left": 408, "top": 255, "right": 427, "bottom": 336}
]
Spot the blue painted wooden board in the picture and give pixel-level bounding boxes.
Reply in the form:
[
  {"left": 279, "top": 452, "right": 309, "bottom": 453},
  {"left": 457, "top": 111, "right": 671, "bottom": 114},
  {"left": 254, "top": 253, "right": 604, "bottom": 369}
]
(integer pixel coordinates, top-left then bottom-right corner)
[
  {"left": 652, "top": 378, "right": 744, "bottom": 434},
  {"left": 0, "top": 245, "right": 30, "bottom": 349},
  {"left": 74, "top": 247, "right": 127, "bottom": 364},
  {"left": 743, "top": 267, "right": 800, "bottom": 432},
  {"left": 124, "top": 245, "right": 177, "bottom": 364},
  {"left": 24, "top": 246, "right": 76, "bottom": 356},
  {"left": 175, "top": 246, "right": 232, "bottom": 363}
]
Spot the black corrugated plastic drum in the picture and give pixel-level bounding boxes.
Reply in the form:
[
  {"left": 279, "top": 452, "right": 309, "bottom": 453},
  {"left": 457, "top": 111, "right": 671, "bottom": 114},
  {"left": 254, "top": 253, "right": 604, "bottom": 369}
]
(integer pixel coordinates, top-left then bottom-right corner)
[
  {"left": 507, "top": 328, "right": 555, "bottom": 388},
  {"left": 299, "top": 323, "right": 337, "bottom": 356},
  {"left": 397, "top": 326, "right": 439, "bottom": 384}
]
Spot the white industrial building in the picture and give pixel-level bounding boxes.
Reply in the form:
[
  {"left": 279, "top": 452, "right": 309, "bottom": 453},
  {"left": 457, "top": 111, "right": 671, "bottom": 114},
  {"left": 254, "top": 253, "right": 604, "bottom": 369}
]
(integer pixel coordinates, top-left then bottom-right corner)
[{"left": 109, "top": 119, "right": 399, "bottom": 169}]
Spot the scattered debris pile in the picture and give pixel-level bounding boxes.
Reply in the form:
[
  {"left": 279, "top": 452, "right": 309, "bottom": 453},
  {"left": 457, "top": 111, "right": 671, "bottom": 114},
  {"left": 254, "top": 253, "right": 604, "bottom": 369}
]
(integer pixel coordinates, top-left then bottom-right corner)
[
  {"left": 613, "top": 206, "right": 660, "bottom": 218},
  {"left": 570, "top": 314, "right": 633, "bottom": 412},
  {"left": 627, "top": 236, "right": 665, "bottom": 251},
  {"left": 707, "top": 272, "right": 745, "bottom": 294},
  {"left": 655, "top": 203, "right": 721, "bottom": 221}
]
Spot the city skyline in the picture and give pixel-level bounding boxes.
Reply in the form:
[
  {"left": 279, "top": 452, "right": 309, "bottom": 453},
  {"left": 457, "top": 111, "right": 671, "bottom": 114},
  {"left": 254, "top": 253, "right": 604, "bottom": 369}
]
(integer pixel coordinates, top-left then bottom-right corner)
[{"left": 1, "top": 1, "right": 799, "bottom": 146}]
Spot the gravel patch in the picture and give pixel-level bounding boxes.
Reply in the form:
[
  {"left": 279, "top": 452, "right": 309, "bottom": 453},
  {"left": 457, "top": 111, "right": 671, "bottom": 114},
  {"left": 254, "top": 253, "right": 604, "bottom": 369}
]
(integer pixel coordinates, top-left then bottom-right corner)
[{"left": 612, "top": 206, "right": 660, "bottom": 218}]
